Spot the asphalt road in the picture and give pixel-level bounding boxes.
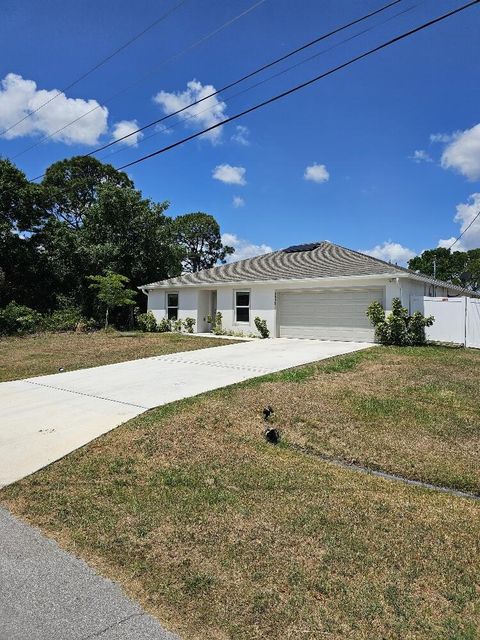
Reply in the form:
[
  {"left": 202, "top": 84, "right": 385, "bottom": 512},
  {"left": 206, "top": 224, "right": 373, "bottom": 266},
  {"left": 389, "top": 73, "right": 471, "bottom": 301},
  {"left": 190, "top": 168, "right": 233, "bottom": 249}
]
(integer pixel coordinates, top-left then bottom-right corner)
[{"left": 0, "top": 507, "right": 178, "bottom": 640}]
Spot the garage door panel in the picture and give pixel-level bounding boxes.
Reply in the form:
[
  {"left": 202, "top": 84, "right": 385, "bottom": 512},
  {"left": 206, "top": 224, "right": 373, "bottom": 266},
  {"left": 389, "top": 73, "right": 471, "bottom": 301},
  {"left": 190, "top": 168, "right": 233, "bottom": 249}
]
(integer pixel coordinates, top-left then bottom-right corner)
[{"left": 278, "top": 288, "right": 383, "bottom": 341}]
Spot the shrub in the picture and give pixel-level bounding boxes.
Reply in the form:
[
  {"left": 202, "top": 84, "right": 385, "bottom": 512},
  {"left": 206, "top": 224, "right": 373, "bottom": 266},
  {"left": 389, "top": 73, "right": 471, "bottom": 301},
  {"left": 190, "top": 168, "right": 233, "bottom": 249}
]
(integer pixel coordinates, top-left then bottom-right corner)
[
  {"left": 42, "top": 307, "right": 83, "bottom": 332},
  {"left": 172, "top": 318, "right": 183, "bottom": 332},
  {"left": 183, "top": 317, "right": 196, "bottom": 333},
  {"left": 254, "top": 316, "right": 269, "bottom": 338},
  {"left": 136, "top": 311, "right": 157, "bottom": 332},
  {"left": 212, "top": 311, "right": 225, "bottom": 335},
  {"left": 366, "top": 298, "right": 434, "bottom": 346},
  {"left": 157, "top": 317, "right": 172, "bottom": 333},
  {"left": 0, "top": 302, "right": 42, "bottom": 335}
]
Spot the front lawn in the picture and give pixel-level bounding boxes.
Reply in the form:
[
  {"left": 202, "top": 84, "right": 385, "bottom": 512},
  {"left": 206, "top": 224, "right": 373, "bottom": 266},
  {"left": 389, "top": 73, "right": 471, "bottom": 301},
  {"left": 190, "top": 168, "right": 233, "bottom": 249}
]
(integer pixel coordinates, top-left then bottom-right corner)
[
  {"left": 2, "top": 345, "right": 479, "bottom": 639},
  {"left": 0, "top": 331, "right": 231, "bottom": 382}
]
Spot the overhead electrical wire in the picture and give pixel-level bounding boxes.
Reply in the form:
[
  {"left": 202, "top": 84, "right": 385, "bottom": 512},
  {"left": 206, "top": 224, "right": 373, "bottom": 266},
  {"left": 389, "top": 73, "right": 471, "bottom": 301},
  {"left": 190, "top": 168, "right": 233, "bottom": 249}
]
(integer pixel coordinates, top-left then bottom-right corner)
[
  {"left": 448, "top": 210, "right": 480, "bottom": 250},
  {"left": 86, "top": 0, "right": 406, "bottom": 156},
  {"left": 12, "top": 0, "right": 266, "bottom": 160},
  {"left": 0, "top": 0, "right": 189, "bottom": 136},
  {"left": 29, "top": 0, "right": 413, "bottom": 179},
  {"left": 111, "top": 0, "right": 479, "bottom": 172},
  {"left": 97, "top": 1, "right": 419, "bottom": 163}
]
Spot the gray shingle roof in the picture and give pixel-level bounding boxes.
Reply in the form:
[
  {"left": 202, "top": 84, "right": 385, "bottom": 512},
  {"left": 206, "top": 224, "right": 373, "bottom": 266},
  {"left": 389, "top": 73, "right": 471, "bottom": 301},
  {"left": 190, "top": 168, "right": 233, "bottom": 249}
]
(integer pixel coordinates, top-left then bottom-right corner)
[{"left": 141, "top": 241, "right": 478, "bottom": 296}]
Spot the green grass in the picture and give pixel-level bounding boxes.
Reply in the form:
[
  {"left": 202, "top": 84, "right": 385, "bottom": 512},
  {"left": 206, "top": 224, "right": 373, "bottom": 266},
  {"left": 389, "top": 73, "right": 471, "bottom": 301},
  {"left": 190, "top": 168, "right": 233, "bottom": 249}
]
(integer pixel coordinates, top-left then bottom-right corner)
[{"left": 2, "top": 345, "right": 480, "bottom": 639}]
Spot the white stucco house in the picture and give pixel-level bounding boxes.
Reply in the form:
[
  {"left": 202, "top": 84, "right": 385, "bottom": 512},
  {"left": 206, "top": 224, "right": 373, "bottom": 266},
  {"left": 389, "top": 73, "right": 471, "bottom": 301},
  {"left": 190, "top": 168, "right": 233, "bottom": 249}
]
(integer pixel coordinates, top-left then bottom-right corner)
[{"left": 140, "top": 241, "right": 476, "bottom": 342}]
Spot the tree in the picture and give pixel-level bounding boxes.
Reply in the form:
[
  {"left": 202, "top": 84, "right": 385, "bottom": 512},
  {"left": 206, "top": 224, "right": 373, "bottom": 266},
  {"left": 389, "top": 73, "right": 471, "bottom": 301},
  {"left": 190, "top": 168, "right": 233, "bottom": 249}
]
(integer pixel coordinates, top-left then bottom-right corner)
[
  {"left": 42, "top": 156, "right": 133, "bottom": 229},
  {"left": 87, "top": 272, "right": 137, "bottom": 329},
  {"left": 0, "top": 159, "right": 44, "bottom": 307},
  {"left": 408, "top": 248, "right": 480, "bottom": 291},
  {"left": 37, "top": 170, "right": 182, "bottom": 316},
  {"left": 82, "top": 183, "right": 182, "bottom": 288},
  {"left": 0, "top": 158, "right": 43, "bottom": 234},
  {"left": 173, "top": 212, "right": 234, "bottom": 272}
]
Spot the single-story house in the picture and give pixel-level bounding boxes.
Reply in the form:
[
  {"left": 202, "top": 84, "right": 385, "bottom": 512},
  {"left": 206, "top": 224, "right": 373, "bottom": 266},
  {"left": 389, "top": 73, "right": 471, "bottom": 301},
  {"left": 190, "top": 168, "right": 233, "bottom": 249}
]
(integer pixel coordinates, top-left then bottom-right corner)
[{"left": 140, "top": 241, "right": 477, "bottom": 342}]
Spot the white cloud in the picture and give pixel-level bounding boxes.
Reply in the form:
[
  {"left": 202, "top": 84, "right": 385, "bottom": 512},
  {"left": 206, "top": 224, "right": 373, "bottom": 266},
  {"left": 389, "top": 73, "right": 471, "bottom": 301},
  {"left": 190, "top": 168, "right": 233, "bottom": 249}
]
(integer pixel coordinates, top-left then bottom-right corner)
[
  {"left": 111, "top": 119, "right": 143, "bottom": 147},
  {"left": 0, "top": 73, "right": 108, "bottom": 145},
  {"left": 440, "top": 123, "right": 480, "bottom": 180},
  {"left": 304, "top": 163, "right": 330, "bottom": 183},
  {"left": 430, "top": 132, "right": 454, "bottom": 144},
  {"left": 212, "top": 163, "right": 246, "bottom": 185},
  {"left": 438, "top": 193, "right": 480, "bottom": 251},
  {"left": 153, "top": 79, "right": 227, "bottom": 143},
  {"left": 221, "top": 233, "right": 272, "bottom": 262},
  {"left": 410, "top": 149, "right": 433, "bottom": 163},
  {"left": 231, "top": 125, "right": 250, "bottom": 146},
  {"left": 232, "top": 195, "right": 245, "bottom": 208},
  {"left": 363, "top": 241, "right": 416, "bottom": 266}
]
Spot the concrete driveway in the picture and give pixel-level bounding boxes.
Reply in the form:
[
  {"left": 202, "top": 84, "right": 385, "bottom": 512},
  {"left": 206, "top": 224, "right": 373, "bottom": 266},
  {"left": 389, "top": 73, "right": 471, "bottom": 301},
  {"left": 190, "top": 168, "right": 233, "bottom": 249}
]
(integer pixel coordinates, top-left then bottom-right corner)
[{"left": 0, "top": 338, "right": 372, "bottom": 487}]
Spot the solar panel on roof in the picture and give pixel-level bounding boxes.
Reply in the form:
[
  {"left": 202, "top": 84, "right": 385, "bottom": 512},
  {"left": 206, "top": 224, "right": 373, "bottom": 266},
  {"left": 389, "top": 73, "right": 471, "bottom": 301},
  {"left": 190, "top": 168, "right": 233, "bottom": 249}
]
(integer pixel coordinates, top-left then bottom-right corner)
[{"left": 283, "top": 242, "right": 321, "bottom": 253}]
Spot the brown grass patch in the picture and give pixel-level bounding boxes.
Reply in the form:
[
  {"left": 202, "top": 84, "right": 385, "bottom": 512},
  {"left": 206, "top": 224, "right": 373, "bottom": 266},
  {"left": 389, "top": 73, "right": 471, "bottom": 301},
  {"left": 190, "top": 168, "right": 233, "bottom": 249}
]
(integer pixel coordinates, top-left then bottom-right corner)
[
  {"left": 2, "top": 346, "right": 480, "bottom": 639},
  {"left": 0, "top": 331, "right": 235, "bottom": 382}
]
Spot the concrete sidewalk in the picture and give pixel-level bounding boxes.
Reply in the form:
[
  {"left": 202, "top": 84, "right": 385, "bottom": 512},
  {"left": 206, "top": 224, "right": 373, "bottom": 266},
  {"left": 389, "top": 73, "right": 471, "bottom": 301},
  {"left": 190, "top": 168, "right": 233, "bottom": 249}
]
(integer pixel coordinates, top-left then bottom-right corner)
[
  {"left": 0, "top": 507, "right": 178, "bottom": 640},
  {"left": 0, "top": 338, "right": 372, "bottom": 487}
]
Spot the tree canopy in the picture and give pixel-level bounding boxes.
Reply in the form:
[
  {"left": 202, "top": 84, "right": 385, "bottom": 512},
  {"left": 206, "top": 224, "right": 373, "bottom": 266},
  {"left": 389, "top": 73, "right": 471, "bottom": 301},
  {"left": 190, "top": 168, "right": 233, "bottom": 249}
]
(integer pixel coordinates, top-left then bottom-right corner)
[
  {"left": 173, "top": 212, "right": 234, "bottom": 272},
  {"left": 408, "top": 247, "right": 480, "bottom": 291},
  {"left": 0, "top": 156, "right": 235, "bottom": 324}
]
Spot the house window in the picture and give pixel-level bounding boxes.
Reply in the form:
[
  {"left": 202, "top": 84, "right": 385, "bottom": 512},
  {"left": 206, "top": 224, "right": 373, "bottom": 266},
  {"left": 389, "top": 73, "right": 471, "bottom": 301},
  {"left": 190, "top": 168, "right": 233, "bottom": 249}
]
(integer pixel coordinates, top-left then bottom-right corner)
[
  {"left": 167, "top": 292, "right": 179, "bottom": 320},
  {"left": 235, "top": 291, "right": 250, "bottom": 323}
]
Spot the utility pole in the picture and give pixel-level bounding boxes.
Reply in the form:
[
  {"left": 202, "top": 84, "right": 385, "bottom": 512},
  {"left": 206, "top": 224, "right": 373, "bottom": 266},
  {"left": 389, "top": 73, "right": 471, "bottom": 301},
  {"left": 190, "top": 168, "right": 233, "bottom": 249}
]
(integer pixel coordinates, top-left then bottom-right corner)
[{"left": 433, "top": 257, "right": 437, "bottom": 279}]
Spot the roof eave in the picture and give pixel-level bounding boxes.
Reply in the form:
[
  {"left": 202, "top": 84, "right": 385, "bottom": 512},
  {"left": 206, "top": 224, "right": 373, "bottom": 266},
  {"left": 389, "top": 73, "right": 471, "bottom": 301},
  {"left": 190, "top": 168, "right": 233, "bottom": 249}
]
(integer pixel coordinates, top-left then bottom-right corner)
[{"left": 402, "top": 272, "right": 480, "bottom": 297}]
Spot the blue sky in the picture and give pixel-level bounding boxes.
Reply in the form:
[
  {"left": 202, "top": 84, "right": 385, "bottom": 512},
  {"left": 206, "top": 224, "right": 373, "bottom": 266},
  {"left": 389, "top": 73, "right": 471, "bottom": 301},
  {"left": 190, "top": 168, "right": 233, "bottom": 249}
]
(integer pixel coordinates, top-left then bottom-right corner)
[{"left": 1, "top": 0, "right": 479, "bottom": 263}]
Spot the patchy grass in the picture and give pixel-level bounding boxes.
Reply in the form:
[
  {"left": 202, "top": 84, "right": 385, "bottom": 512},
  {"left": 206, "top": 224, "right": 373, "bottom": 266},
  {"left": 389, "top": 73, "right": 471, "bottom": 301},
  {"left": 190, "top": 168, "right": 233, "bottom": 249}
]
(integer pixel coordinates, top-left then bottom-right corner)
[
  {"left": 0, "top": 331, "right": 235, "bottom": 382},
  {"left": 2, "top": 345, "right": 480, "bottom": 639}
]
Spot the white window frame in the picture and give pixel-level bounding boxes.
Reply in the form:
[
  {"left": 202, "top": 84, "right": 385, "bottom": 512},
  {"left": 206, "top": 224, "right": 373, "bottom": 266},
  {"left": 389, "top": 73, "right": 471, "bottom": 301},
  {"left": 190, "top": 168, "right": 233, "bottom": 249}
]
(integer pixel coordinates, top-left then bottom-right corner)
[
  {"left": 234, "top": 290, "right": 250, "bottom": 324},
  {"left": 166, "top": 291, "right": 179, "bottom": 320}
]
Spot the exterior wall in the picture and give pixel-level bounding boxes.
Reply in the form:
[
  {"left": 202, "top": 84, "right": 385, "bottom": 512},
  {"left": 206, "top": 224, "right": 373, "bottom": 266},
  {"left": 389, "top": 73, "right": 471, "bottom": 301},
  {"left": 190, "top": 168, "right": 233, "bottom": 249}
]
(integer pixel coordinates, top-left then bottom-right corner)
[
  {"left": 148, "top": 277, "right": 390, "bottom": 337},
  {"left": 146, "top": 276, "right": 466, "bottom": 338},
  {"left": 146, "top": 290, "right": 167, "bottom": 320},
  {"left": 147, "top": 289, "right": 199, "bottom": 326},
  {"left": 216, "top": 284, "right": 276, "bottom": 337}
]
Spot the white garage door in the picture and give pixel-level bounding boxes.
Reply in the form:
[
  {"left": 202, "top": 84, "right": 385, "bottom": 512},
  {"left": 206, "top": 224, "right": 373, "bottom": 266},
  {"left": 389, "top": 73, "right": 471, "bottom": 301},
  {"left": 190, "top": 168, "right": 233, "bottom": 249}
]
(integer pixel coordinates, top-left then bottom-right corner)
[{"left": 277, "top": 288, "right": 384, "bottom": 341}]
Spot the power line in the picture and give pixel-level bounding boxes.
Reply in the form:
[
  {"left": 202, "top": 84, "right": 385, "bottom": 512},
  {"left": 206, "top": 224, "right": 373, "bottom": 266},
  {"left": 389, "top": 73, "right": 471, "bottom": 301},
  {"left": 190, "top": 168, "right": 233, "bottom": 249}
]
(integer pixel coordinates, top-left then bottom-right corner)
[
  {"left": 96, "top": 1, "right": 419, "bottom": 163},
  {"left": 0, "top": 0, "right": 189, "bottom": 137},
  {"left": 448, "top": 210, "right": 480, "bottom": 250},
  {"left": 12, "top": 0, "right": 266, "bottom": 160},
  {"left": 86, "top": 0, "right": 406, "bottom": 156},
  {"left": 29, "top": 0, "right": 413, "bottom": 179},
  {"left": 114, "top": 0, "right": 479, "bottom": 173}
]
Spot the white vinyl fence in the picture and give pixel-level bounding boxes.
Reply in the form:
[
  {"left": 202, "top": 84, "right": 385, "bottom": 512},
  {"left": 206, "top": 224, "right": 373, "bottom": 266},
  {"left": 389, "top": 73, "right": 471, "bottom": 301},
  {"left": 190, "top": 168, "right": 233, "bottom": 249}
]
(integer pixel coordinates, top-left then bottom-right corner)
[{"left": 411, "top": 296, "right": 480, "bottom": 348}]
